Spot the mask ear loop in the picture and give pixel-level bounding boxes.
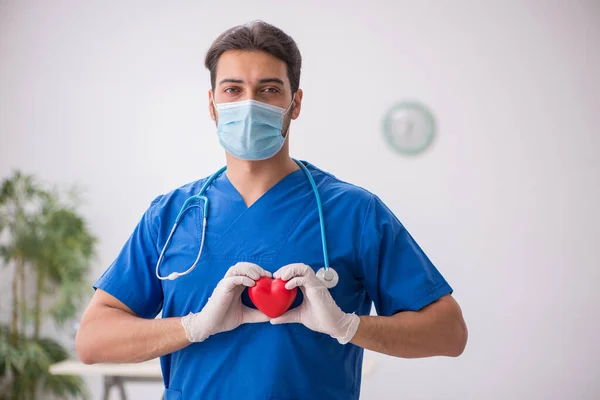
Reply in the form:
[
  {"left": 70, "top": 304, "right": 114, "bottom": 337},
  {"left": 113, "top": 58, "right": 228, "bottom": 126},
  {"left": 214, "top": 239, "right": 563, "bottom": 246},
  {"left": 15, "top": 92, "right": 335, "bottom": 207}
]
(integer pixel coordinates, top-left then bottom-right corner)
[
  {"left": 283, "top": 93, "right": 296, "bottom": 116},
  {"left": 211, "top": 94, "right": 219, "bottom": 119},
  {"left": 281, "top": 93, "right": 296, "bottom": 138}
]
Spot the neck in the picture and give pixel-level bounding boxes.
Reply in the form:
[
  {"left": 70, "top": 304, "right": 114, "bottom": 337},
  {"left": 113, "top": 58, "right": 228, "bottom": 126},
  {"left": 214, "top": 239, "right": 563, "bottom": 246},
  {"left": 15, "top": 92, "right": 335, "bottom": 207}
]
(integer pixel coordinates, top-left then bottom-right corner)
[{"left": 224, "top": 144, "right": 300, "bottom": 207}]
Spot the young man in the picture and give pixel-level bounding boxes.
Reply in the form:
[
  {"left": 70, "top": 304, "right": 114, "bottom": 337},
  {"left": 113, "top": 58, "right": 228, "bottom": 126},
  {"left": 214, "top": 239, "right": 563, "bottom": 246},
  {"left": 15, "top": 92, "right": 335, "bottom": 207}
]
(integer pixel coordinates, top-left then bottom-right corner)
[{"left": 76, "top": 21, "right": 467, "bottom": 399}]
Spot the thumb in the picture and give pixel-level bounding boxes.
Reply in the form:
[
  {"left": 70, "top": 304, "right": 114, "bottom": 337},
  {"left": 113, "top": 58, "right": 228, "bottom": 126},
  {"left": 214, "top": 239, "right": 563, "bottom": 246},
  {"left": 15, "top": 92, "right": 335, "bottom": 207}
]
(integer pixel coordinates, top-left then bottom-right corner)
[{"left": 270, "top": 307, "right": 302, "bottom": 325}]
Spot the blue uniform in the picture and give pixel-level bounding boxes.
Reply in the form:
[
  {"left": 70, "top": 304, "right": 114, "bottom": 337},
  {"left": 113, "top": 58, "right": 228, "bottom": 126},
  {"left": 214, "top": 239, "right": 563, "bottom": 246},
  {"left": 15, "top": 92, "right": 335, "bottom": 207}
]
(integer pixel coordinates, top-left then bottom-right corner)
[{"left": 94, "top": 161, "right": 453, "bottom": 400}]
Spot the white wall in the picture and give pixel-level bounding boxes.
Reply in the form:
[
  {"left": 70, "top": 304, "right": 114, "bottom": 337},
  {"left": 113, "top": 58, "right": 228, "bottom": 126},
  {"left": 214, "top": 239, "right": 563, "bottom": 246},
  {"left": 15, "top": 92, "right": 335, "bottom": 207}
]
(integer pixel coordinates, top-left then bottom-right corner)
[{"left": 1, "top": 0, "right": 599, "bottom": 399}]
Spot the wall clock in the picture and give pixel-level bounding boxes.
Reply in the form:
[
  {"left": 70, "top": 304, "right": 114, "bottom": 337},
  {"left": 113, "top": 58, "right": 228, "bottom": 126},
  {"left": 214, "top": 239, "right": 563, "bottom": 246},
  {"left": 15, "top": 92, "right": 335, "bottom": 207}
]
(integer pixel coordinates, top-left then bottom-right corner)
[{"left": 382, "top": 101, "right": 436, "bottom": 155}]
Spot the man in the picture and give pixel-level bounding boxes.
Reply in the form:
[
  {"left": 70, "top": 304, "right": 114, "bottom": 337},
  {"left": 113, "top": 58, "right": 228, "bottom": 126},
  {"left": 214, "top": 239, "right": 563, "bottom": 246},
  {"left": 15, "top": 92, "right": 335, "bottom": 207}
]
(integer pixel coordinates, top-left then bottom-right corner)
[{"left": 76, "top": 21, "right": 467, "bottom": 399}]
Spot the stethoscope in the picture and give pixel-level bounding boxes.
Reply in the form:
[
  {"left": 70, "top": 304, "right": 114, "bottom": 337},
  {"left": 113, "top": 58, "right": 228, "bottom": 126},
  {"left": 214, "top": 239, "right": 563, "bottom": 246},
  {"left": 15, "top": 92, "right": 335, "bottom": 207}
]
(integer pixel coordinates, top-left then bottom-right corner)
[{"left": 155, "top": 159, "right": 339, "bottom": 289}]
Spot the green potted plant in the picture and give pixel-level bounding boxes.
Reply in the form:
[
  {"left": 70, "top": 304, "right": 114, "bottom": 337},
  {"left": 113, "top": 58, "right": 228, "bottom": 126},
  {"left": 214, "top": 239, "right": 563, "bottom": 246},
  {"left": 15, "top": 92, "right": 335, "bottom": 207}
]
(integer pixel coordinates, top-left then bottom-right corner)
[{"left": 0, "top": 171, "right": 96, "bottom": 399}]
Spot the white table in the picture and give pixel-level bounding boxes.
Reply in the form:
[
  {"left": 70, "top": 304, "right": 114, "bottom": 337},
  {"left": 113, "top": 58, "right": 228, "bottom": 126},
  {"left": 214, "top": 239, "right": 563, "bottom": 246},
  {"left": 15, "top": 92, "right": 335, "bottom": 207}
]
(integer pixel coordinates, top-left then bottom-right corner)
[
  {"left": 50, "top": 355, "right": 377, "bottom": 399},
  {"left": 49, "top": 359, "right": 163, "bottom": 400}
]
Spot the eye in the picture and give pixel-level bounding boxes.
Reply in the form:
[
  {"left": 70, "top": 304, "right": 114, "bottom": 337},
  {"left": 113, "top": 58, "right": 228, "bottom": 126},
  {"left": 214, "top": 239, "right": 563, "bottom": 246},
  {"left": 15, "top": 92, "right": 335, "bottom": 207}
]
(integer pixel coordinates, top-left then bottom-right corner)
[
  {"left": 224, "top": 87, "right": 241, "bottom": 94},
  {"left": 262, "top": 87, "right": 280, "bottom": 94}
]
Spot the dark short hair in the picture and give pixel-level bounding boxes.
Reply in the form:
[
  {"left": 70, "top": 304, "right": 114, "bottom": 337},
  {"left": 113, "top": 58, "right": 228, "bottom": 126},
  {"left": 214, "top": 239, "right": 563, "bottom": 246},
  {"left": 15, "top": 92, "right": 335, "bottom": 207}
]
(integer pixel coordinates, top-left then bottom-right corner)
[{"left": 204, "top": 21, "right": 302, "bottom": 94}]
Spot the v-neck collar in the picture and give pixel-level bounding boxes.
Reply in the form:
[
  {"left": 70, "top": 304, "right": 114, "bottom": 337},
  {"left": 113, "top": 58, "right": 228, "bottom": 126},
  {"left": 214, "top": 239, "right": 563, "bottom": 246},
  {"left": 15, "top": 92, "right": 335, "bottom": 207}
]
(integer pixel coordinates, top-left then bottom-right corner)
[{"left": 221, "top": 167, "right": 306, "bottom": 210}]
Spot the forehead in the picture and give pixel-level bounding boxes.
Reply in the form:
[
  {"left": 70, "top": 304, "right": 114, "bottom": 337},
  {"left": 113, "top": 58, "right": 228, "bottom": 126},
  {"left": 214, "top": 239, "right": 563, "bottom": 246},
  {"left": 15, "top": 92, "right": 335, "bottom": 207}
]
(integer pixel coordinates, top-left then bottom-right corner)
[{"left": 215, "top": 50, "right": 289, "bottom": 86}]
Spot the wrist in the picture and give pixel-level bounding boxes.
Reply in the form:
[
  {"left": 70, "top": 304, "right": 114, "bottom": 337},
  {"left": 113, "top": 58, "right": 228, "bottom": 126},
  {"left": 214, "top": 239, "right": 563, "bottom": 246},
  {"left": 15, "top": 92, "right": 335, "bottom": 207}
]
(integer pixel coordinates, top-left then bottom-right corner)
[
  {"left": 333, "top": 313, "right": 361, "bottom": 345},
  {"left": 181, "top": 311, "right": 209, "bottom": 343}
]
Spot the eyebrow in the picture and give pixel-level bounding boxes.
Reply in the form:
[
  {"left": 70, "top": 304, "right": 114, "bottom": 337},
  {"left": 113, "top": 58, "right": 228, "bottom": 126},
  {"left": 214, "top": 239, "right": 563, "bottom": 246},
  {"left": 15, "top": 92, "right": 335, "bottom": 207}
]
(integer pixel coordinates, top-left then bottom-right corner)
[
  {"left": 258, "top": 78, "right": 284, "bottom": 85},
  {"left": 218, "top": 78, "right": 285, "bottom": 86}
]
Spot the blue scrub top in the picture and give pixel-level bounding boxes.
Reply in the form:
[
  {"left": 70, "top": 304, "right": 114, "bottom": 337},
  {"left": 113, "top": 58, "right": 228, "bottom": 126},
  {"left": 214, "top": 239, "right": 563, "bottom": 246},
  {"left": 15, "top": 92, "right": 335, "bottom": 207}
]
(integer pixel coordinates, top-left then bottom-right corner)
[{"left": 94, "top": 161, "right": 453, "bottom": 400}]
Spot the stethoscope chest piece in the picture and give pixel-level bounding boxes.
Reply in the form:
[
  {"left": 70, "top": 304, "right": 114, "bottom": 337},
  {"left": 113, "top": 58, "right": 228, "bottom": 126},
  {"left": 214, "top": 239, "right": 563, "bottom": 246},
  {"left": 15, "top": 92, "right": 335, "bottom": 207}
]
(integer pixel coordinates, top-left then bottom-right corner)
[{"left": 316, "top": 267, "right": 339, "bottom": 289}]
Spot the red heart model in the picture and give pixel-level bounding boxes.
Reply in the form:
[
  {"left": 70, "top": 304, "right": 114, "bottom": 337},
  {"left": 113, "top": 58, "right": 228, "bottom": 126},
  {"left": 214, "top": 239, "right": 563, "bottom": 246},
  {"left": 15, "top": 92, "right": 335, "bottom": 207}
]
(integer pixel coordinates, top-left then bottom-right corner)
[{"left": 248, "top": 277, "right": 297, "bottom": 318}]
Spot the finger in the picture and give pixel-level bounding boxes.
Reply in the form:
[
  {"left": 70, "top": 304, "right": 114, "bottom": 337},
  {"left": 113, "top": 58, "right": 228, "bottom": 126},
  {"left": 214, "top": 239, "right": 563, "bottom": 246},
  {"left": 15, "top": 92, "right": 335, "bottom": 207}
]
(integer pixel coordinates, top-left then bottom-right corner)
[
  {"left": 259, "top": 268, "right": 273, "bottom": 278},
  {"left": 225, "top": 262, "right": 260, "bottom": 279},
  {"left": 270, "top": 307, "right": 302, "bottom": 325},
  {"left": 245, "top": 263, "right": 272, "bottom": 278},
  {"left": 284, "top": 276, "right": 308, "bottom": 290},
  {"left": 220, "top": 276, "right": 255, "bottom": 292},
  {"left": 240, "top": 262, "right": 272, "bottom": 278},
  {"left": 225, "top": 262, "right": 263, "bottom": 280},
  {"left": 242, "top": 306, "right": 270, "bottom": 324},
  {"left": 273, "top": 263, "right": 310, "bottom": 281},
  {"left": 273, "top": 263, "right": 298, "bottom": 280},
  {"left": 242, "top": 263, "right": 272, "bottom": 279}
]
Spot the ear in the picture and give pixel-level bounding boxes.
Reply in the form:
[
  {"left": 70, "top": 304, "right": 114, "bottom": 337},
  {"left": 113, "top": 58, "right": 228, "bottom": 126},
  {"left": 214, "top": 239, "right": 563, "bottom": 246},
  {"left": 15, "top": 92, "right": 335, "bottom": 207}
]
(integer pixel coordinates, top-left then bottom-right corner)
[
  {"left": 291, "top": 89, "right": 303, "bottom": 120},
  {"left": 208, "top": 90, "right": 216, "bottom": 121}
]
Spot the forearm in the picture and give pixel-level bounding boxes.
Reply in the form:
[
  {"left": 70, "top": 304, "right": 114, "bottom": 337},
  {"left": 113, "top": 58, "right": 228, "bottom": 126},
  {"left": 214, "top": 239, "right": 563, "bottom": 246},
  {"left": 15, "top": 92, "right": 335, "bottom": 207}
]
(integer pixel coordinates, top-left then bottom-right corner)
[
  {"left": 76, "top": 306, "right": 190, "bottom": 364},
  {"left": 350, "top": 297, "right": 467, "bottom": 358}
]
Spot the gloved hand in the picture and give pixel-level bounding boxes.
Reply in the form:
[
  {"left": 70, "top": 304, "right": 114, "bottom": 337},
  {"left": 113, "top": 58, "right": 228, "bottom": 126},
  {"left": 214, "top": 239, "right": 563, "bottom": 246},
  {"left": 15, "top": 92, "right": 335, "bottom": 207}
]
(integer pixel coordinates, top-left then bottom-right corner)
[
  {"left": 270, "top": 263, "right": 360, "bottom": 344},
  {"left": 181, "top": 262, "right": 271, "bottom": 342}
]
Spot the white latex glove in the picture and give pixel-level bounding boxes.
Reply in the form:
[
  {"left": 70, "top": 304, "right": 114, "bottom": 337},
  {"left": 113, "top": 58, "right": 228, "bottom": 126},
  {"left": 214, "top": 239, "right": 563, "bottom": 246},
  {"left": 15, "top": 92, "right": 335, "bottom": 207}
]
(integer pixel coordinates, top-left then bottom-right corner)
[
  {"left": 270, "top": 263, "right": 360, "bottom": 345},
  {"left": 181, "top": 262, "right": 271, "bottom": 342}
]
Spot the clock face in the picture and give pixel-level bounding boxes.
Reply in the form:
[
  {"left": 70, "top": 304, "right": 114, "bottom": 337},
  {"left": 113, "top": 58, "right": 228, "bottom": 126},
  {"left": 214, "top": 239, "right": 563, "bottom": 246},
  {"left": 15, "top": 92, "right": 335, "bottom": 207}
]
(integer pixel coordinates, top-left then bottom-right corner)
[{"left": 382, "top": 102, "right": 436, "bottom": 155}]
